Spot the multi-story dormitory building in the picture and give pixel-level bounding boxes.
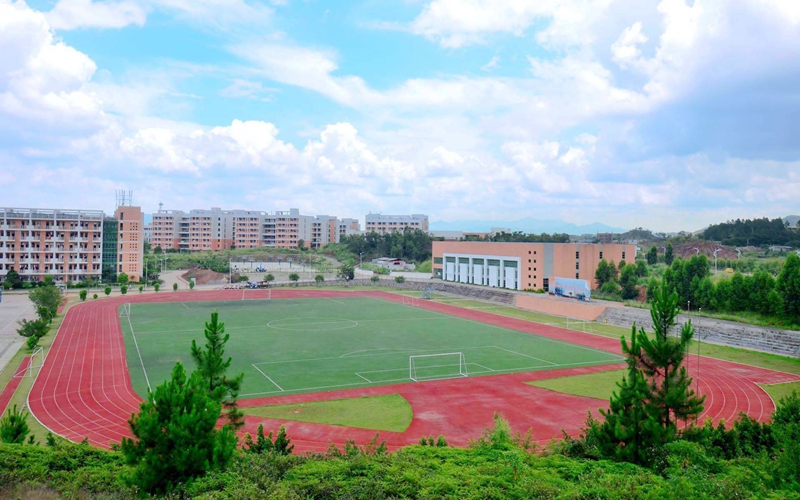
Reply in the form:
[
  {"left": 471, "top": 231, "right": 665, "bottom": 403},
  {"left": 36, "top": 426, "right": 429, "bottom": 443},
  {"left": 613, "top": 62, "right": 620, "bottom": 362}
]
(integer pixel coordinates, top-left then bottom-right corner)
[
  {"left": 150, "top": 208, "right": 362, "bottom": 251},
  {"left": 365, "top": 213, "right": 429, "bottom": 234},
  {"left": 0, "top": 206, "right": 144, "bottom": 284}
]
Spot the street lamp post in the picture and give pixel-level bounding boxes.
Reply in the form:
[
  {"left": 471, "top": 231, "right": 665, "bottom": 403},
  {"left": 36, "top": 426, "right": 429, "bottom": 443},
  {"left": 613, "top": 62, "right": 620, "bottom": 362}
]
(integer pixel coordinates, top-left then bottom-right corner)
[
  {"left": 713, "top": 248, "right": 721, "bottom": 274},
  {"left": 229, "top": 258, "right": 232, "bottom": 284},
  {"left": 359, "top": 252, "right": 363, "bottom": 269}
]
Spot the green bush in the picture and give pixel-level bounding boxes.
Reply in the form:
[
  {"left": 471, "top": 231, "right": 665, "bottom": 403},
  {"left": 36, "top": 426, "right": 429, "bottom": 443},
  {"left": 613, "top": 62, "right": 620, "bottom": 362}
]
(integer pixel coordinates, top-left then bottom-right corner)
[
  {"left": 371, "top": 275, "right": 380, "bottom": 283},
  {"left": 92, "top": 293, "right": 98, "bottom": 300},
  {"left": 104, "top": 286, "right": 111, "bottom": 296},
  {"left": 395, "top": 276, "right": 405, "bottom": 284},
  {"left": 120, "top": 285, "right": 127, "bottom": 295},
  {"left": 172, "top": 283, "right": 178, "bottom": 291},
  {"left": 79, "top": 289, "right": 87, "bottom": 301}
]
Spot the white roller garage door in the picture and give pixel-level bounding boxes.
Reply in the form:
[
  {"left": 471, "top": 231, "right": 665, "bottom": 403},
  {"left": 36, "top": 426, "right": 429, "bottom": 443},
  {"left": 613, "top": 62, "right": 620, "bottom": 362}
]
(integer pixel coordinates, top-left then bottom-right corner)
[
  {"left": 445, "top": 262, "right": 455, "bottom": 281},
  {"left": 473, "top": 264, "right": 483, "bottom": 284},
  {"left": 459, "top": 263, "right": 469, "bottom": 283},
  {"left": 504, "top": 267, "right": 516, "bottom": 289},
  {"left": 488, "top": 266, "right": 499, "bottom": 287}
]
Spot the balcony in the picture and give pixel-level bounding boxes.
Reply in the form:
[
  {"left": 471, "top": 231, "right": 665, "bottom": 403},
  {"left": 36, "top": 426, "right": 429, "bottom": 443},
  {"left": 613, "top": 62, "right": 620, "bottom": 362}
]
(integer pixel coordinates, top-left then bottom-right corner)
[
  {"left": 49, "top": 236, "right": 64, "bottom": 242},
  {"left": 23, "top": 236, "right": 37, "bottom": 243},
  {"left": 72, "top": 237, "right": 84, "bottom": 243}
]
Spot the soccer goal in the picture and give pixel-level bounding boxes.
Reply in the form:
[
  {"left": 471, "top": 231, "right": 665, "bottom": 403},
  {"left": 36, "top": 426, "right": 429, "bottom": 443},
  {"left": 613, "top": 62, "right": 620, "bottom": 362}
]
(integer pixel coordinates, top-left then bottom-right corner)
[
  {"left": 409, "top": 352, "right": 468, "bottom": 382},
  {"left": 402, "top": 295, "right": 420, "bottom": 307},
  {"left": 119, "top": 302, "right": 131, "bottom": 318},
  {"left": 14, "top": 347, "right": 43, "bottom": 378}
]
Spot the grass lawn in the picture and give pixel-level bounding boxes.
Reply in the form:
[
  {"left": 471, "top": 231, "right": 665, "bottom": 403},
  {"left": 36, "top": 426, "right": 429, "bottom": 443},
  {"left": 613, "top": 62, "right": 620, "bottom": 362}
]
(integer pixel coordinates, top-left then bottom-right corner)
[
  {"left": 761, "top": 381, "right": 800, "bottom": 404},
  {"left": 243, "top": 394, "right": 413, "bottom": 432},
  {"left": 120, "top": 297, "right": 623, "bottom": 399},
  {"left": 527, "top": 369, "right": 625, "bottom": 401}
]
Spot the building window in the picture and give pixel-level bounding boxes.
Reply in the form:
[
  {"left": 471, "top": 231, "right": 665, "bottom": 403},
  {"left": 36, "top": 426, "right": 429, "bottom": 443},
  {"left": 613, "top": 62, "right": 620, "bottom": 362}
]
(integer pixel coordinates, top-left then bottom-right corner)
[
  {"left": 575, "top": 263, "right": 579, "bottom": 270},
  {"left": 622, "top": 251, "right": 626, "bottom": 260},
  {"left": 576, "top": 251, "right": 579, "bottom": 258},
  {"left": 599, "top": 251, "right": 603, "bottom": 259},
  {"left": 576, "top": 273, "right": 580, "bottom": 279},
  {"left": 528, "top": 251, "right": 531, "bottom": 254}
]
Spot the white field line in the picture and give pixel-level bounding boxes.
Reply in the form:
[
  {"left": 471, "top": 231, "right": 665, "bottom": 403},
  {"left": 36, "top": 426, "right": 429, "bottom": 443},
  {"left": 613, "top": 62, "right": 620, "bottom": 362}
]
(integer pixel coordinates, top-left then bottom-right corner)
[
  {"left": 491, "top": 346, "right": 558, "bottom": 366},
  {"left": 354, "top": 373, "right": 372, "bottom": 383},
  {"left": 181, "top": 302, "right": 190, "bottom": 310},
  {"left": 251, "top": 364, "right": 284, "bottom": 392},
  {"left": 127, "top": 312, "right": 152, "bottom": 392}
]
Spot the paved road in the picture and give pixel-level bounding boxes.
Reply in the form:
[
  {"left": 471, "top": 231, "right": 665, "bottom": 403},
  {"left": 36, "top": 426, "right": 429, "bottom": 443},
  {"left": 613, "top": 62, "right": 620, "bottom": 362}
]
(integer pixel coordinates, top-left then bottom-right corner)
[{"left": 0, "top": 293, "right": 36, "bottom": 375}]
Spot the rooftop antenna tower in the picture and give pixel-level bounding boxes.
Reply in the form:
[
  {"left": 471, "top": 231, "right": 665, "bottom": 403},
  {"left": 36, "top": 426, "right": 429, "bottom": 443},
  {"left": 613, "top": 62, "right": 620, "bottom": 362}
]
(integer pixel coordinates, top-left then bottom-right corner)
[
  {"left": 158, "top": 202, "right": 163, "bottom": 212},
  {"left": 116, "top": 190, "right": 133, "bottom": 207}
]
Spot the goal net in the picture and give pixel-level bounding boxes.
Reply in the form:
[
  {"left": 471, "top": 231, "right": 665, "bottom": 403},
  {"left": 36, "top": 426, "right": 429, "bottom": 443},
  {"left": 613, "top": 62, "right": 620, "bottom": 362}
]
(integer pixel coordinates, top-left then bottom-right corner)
[
  {"left": 409, "top": 352, "right": 468, "bottom": 382},
  {"left": 402, "top": 295, "right": 420, "bottom": 307},
  {"left": 119, "top": 302, "right": 131, "bottom": 318},
  {"left": 14, "top": 347, "right": 43, "bottom": 378}
]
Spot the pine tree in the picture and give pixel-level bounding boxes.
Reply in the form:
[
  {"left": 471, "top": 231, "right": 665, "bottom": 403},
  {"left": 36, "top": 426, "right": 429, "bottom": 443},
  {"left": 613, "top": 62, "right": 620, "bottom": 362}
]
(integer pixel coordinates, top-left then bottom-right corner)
[
  {"left": 637, "top": 281, "right": 705, "bottom": 431},
  {"left": 664, "top": 243, "right": 675, "bottom": 266},
  {"left": 646, "top": 245, "right": 658, "bottom": 265},
  {"left": 0, "top": 405, "right": 31, "bottom": 444},
  {"left": 120, "top": 362, "right": 237, "bottom": 493},
  {"left": 190, "top": 311, "right": 245, "bottom": 430},
  {"left": 596, "top": 327, "right": 661, "bottom": 465}
]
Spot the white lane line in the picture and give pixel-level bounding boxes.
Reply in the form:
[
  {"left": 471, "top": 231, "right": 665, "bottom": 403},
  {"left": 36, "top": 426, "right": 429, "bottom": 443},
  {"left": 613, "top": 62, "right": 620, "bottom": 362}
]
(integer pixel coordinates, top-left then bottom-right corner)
[{"left": 252, "top": 364, "right": 284, "bottom": 392}]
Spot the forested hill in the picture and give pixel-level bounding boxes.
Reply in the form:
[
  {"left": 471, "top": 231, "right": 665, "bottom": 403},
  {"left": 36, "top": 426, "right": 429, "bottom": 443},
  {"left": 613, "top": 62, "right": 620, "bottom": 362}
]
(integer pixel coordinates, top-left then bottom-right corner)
[{"left": 703, "top": 218, "right": 800, "bottom": 247}]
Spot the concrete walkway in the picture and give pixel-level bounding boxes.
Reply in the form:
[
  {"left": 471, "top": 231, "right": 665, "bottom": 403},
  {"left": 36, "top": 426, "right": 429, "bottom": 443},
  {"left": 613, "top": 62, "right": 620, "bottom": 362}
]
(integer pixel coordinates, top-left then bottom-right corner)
[{"left": 0, "top": 293, "right": 36, "bottom": 375}]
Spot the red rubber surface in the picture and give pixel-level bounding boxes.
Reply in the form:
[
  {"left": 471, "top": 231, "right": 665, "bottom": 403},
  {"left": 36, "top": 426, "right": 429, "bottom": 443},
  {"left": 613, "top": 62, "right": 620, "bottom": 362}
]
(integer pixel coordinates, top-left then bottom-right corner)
[
  {"left": 28, "top": 290, "right": 800, "bottom": 451},
  {"left": 0, "top": 356, "right": 31, "bottom": 415}
]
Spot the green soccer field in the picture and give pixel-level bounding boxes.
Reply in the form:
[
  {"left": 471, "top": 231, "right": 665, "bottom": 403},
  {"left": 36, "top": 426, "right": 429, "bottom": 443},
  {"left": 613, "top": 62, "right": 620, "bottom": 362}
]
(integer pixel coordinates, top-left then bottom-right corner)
[{"left": 120, "top": 297, "right": 623, "bottom": 398}]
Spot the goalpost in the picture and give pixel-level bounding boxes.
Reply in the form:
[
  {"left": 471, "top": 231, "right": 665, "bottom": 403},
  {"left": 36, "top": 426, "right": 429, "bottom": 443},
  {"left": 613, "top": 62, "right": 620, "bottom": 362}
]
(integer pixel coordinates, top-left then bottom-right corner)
[
  {"left": 409, "top": 352, "right": 468, "bottom": 382},
  {"left": 14, "top": 347, "right": 43, "bottom": 378},
  {"left": 119, "top": 302, "right": 131, "bottom": 318},
  {"left": 402, "top": 295, "right": 419, "bottom": 307}
]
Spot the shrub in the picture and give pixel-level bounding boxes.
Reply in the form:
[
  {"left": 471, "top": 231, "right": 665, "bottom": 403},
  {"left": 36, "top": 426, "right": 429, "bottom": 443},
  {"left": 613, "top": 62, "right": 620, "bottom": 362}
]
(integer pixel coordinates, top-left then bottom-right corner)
[
  {"left": 138, "top": 285, "right": 143, "bottom": 293},
  {"left": 120, "top": 285, "right": 127, "bottom": 295},
  {"left": 314, "top": 274, "right": 324, "bottom": 285},
  {"left": 189, "top": 280, "right": 195, "bottom": 290},
  {"left": 395, "top": 276, "right": 405, "bottom": 284},
  {"left": 154, "top": 284, "right": 160, "bottom": 292},
  {"left": 172, "top": 283, "right": 178, "bottom": 291},
  {"left": 371, "top": 275, "right": 380, "bottom": 283},
  {"left": 93, "top": 293, "right": 98, "bottom": 299},
  {"left": 104, "top": 286, "right": 111, "bottom": 296},
  {"left": 79, "top": 289, "right": 87, "bottom": 301}
]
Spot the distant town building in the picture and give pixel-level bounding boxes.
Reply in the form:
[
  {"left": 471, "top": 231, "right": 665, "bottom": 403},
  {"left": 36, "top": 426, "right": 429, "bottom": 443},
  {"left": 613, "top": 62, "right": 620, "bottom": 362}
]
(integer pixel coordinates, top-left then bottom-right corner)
[{"left": 366, "top": 213, "right": 428, "bottom": 234}]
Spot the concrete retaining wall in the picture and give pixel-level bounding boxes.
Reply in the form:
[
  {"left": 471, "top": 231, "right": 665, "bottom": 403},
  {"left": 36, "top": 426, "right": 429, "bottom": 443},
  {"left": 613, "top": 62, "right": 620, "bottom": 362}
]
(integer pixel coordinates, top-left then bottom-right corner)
[
  {"left": 515, "top": 295, "right": 608, "bottom": 321},
  {"left": 599, "top": 307, "right": 800, "bottom": 358}
]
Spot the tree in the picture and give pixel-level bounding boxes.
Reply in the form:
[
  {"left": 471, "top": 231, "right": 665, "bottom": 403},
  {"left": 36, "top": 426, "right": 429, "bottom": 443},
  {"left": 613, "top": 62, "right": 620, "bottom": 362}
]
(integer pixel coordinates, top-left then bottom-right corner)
[
  {"left": 664, "top": 243, "right": 675, "bottom": 266},
  {"left": 338, "top": 263, "right": 355, "bottom": 282},
  {"left": 29, "top": 285, "right": 62, "bottom": 323},
  {"left": 121, "top": 362, "right": 237, "bottom": 494},
  {"left": 104, "top": 286, "right": 112, "bottom": 296},
  {"left": 190, "top": 311, "right": 245, "bottom": 430},
  {"left": 777, "top": 253, "right": 800, "bottom": 324},
  {"left": 138, "top": 285, "right": 144, "bottom": 294},
  {"left": 635, "top": 260, "right": 648, "bottom": 278},
  {"left": 314, "top": 274, "right": 324, "bottom": 285},
  {"left": 79, "top": 289, "right": 87, "bottom": 301},
  {"left": 172, "top": 283, "right": 178, "bottom": 292},
  {"left": 17, "top": 318, "right": 48, "bottom": 349},
  {"left": 595, "top": 260, "right": 612, "bottom": 288},
  {"left": 189, "top": 280, "right": 195, "bottom": 290},
  {"left": 264, "top": 274, "right": 275, "bottom": 286},
  {"left": 117, "top": 272, "right": 129, "bottom": 285},
  {"left": 646, "top": 277, "right": 658, "bottom": 302},
  {"left": 646, "top": 245, "right": 658, "bottom": 265},
  {"left": 297, "top": 239, "right": 306, "bottom": 251},
  {"left": 153, "top": 245, "right": 163, "bottom": 254},
  {"left": 289, "top": 273, "right": 300, "bottom": 286},
  {"left": 273, "top": 425, "right": 294, "bottom": 455},
  {"left": 594, "top": 328, "right": 661, "bottom": 465},
  {"left": 0, "top": 405, "right": 31, "bottom": 444},
  {"left": 636, "top": 281, "right": 705, "bottom": 431},
  {"left": 243, "top": 424, "right": 274, "bottom": 454},
  {"left": 120, "top": 285, "right": 128, "bottom": 295},
  {"left": 619, "top": 265, "right": 638, "bottom": 300},
  {"left": 154, "top": 283, "right": 160, "bottom": 293},
  {"left": 3, "top": 269, "right": 22, "bottom": 289}
]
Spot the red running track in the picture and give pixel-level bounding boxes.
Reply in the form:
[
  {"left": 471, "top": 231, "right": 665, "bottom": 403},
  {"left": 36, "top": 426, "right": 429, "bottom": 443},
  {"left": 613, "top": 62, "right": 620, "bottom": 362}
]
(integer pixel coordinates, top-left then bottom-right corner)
[
  {"left": 0, "top": 356, "right": 32, "bottom": 415},
  {"left": 28, "top": 289, "right": 800, "bottom": 451}
]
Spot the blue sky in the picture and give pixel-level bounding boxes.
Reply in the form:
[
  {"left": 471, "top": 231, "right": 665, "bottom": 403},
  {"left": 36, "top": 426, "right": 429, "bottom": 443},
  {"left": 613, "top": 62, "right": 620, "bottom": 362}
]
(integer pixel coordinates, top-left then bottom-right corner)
[{"left": 2, "top": 0, "right": 799, "bottom": 232}]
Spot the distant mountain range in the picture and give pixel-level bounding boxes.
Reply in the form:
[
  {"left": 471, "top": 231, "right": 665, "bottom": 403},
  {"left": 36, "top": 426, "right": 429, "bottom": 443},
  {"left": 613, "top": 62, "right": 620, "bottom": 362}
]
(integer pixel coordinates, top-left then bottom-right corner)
[{"left": 430, "top": 217, "right": 626, "bottom": 235}]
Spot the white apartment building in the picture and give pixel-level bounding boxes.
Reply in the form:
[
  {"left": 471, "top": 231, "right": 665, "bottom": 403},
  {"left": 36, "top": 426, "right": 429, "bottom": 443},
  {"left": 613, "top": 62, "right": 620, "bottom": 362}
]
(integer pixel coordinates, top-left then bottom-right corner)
[
  {"left": 1, "top": 208, "right": 104, "bottom": 283},
  {"left": 365, "top": 213, "right": 429, "bottom": 234},
  {"left": 150, "top": 207, "right": 360, "bottom": 250}
]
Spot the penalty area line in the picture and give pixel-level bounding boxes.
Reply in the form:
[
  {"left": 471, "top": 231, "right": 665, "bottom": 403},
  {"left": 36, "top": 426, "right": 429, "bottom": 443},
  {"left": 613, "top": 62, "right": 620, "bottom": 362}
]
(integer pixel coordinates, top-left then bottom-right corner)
[{"left": 252, "top": 364, "right": 284, "bottom": 392}]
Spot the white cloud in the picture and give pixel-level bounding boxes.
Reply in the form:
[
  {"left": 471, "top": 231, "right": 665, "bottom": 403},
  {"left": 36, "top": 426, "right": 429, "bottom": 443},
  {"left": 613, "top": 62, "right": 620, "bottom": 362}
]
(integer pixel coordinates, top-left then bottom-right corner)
[
  {"left": 219, "top": 79, "right": 277, "bottom": 101},
  {"left": 480, "top": 55, "right": 500, "bottom": 72},
  {"left": 0, "top": 0, "right": 105, "bottom": 135},
  {"left": 611, "top": 22, "right": 648, "bottom": 69},
  {"left": 46, "top": 0, "right": 147, "bottom": 30}
]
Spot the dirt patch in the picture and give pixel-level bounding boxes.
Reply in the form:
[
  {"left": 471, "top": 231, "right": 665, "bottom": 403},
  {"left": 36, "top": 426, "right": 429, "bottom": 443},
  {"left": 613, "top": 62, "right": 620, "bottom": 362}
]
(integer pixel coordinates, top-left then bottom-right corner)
[
  {"left": 674, "top": 242, "right": 738, "bottom": 260},
  {"left": 182, "top": 268, "right": 229, "bottom": 285}
]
